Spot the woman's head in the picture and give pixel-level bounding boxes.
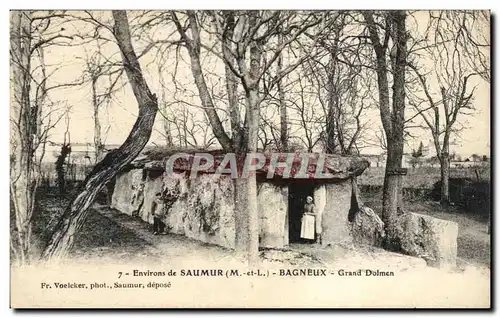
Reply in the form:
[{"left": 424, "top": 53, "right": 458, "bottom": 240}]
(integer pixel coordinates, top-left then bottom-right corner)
[{"left": 306, "top": 196, "right": 313, "bottom": 203}]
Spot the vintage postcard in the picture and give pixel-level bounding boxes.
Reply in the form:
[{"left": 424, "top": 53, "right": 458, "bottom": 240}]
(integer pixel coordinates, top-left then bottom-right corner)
[{"left": 9, "top": 9, "right": 491, "bottom": 308}]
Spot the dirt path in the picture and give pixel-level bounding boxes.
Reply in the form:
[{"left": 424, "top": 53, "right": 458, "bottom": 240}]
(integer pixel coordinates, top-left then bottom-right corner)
[
  {"left": 69, "top": 206, "right": 433, "bottom": 272},
  {"left": 70, "top": 205, "right": 241, "bottom": 266},
  {"left": 37, "top": 188, "right": 488, "bottom": 270}
]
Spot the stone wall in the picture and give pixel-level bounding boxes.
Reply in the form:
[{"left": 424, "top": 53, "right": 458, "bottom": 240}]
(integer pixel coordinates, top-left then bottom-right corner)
[
  {"left": 313, "top": 185, "right": 326, "bottom": 239},
  {"left": 129, "top": 172, "right": 237, "bottom": 248},
  {"left": 322, "top": 182, "right": 353, "bottom": 244},
  {"left": 139, "top": 171, "right": 165, "bottom": 223},
  {"left": 111, "top": 169, "right": 288, "bottom": 249},
  {"left": 112, "top": 169, "right": 459, "bottom": 269},
  {"left": 257, "top": 183, "right": 288, "bottom": 248},
  {"left": 111, "top": 169, "right": 144, "bottom": 216},
  {"left": 112, "top": 169, "right": 383, "bottom": 249}
]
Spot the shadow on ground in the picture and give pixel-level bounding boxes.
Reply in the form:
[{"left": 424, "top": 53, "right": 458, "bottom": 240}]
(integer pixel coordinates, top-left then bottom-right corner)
[{"left": 71, "top": 209, "right": 154, "bottom": 262}]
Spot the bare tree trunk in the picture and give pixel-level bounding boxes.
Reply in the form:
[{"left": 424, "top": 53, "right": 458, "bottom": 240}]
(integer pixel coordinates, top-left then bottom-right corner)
[
  {"left": 384, "top": 11, "right": 407, "bottom": 248},
  {"left": 383, "top": 141, "right": 404, "bottom": 245},
  {"left": 246, "top": 91, "right": 260, "bottom": 267},
  {"left": 10, "top": 10, "right": 36, "bottom": 264},
  {"left": 325, "top": 55, "right": 337, "bottom": 154},
  {"left": 233, "top": 178, "right": 248, "bottom": 251},
  {"left": 163, "top": 114, "right": 174, "bottom": 147},
  {"left": 220, "top": 13, "right": 253, "bottom": 256},
  {"left": 33, "top": 45, "right": 49, "bottom": 187},
  {"left": 187, "top": 47, "right": 232, "bottom": 151},
  {"left": 364, "top": 11, "right": 408, "bottom": 249},
  {"left": 278, "top": 88, "right": 288, "bottom": 151},
  {"left": 41, "top": 10, "right": 159, "bottom": 260},
  {"left": 55, "top": 144, "right": 71, "bottom": 195},
  {"left": 173, "top": 11, "right": 258, "bottom": 258},
  {"left": 222, "top": 12, "right": 243, "bottom": 152},
  {"left": 440, "top": 153, "right": 450, "bottom": 205},
  {"left": 409, "top": 15, "right": 480, "bottom": 208},
  {"left": 91, "top": 77, "right": 104, "bottom": 162},
  {"left": 439, "top": 118, "right": 451, "bottom": 206},
  {"left": 36, "top": 46, "right": 47, "bottom": 136},
  {"left": 244, "top": 12, "right": 263, "bottom": 267},
  {"left": 277, "top": 36, "right": 288, "bottom": 152},
  {"left": 157, "top": 63, "right": 174, "bottom": 147}
]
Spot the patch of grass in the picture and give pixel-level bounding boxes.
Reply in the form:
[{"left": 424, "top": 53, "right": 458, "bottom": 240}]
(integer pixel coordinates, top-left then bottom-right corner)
[
  {"left": 23, "top": 188, "right": 153, "bottom": 261},
  {"left": 72, "top": 209, "right": 152, "bottom": 256}
]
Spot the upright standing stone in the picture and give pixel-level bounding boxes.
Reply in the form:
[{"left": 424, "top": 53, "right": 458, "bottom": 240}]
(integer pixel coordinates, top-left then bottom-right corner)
[
  {"left": 111, "top": 169, "right": 144, "bottom": 216},
  {"left": 395, "top": 212, "right": 458, "bottom": 269},
  {"left": 350, "top": 206, "right": 386, "bottom": 247},
  {"left": 322, "top": 183, "right": 353, "bottom": 244}
]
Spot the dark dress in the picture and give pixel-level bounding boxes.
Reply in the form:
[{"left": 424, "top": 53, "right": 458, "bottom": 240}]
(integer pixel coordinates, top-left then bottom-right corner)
[{"left": 151, "top": 200, "right": 166, "bottom": 233}]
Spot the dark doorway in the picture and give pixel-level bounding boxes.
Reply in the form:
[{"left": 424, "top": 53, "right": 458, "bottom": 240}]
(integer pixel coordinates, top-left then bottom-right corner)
[{"left": 288, "top": 182, "right": 316, "bottom": 243}]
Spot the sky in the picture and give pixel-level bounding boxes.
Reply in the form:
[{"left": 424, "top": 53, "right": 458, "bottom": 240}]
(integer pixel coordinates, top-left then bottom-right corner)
[{"left": 34, "top": 10, "right": 490, "bottom": 158}]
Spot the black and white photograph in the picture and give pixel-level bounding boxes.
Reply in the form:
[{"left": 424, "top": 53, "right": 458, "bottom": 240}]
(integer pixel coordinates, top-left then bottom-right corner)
[{"left": 8, "top": 7, "right": 491, "bottom": 308}]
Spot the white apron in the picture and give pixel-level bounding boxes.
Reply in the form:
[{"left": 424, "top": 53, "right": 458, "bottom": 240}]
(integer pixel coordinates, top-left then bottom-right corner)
[{"left": 300, "top": 214, "right": 315, "bottom": 240}]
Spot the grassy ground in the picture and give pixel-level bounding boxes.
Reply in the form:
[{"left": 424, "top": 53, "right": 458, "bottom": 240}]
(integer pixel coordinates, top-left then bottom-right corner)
[
  {"left": 361, "top": 190, "right": 491, "bottom": 267},
  {"left": 358, "top": 165, "right": 490, "bottom": 188}
]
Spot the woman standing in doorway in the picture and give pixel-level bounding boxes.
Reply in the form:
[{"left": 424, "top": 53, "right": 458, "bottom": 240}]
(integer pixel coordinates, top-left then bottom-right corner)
[{"left": 300, "top": 196, "right": 316, "bottom": 242}]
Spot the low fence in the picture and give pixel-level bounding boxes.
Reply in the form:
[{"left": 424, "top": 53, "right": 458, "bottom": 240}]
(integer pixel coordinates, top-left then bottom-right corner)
[
  {"left": 359, "top": 185, "right": 432, "bottom": 202},
  {"left": 39, "top": 162, "right": 93, "bottom": 190},
  {"left": 358, "top": 166, "right": 491, "bottom": 189}
]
